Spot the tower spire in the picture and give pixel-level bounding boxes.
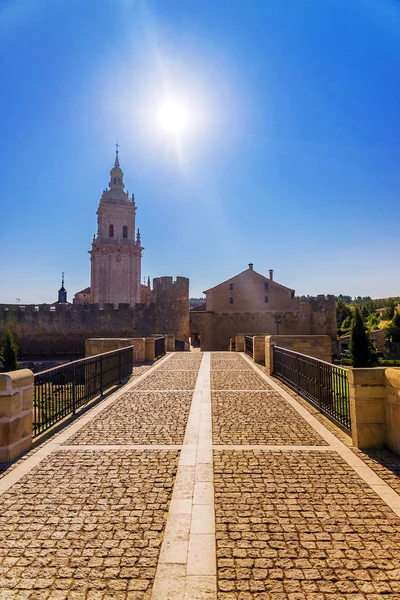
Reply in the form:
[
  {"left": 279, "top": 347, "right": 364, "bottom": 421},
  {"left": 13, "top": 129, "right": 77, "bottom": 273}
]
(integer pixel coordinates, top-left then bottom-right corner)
[
  {"left": 114, "top": 141, "right": 120, "bottom": 167},
  {"left": 109, "top": 144, "right": 124, "bottom": 190}
]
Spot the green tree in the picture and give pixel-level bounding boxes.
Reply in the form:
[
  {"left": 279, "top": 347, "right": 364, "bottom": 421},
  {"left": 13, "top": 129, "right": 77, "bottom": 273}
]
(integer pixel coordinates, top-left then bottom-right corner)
[
  {"left": 340, "top": 315, "right": 352, "bottom": 336},
  {"left": 384, "top": 299, "right": 396, "bottom": 320},
  {"left": 336, "top": 299, "right": 352, "bottom": 334},
  {"left": 0, "top": 330, "right": 18, "bottom": 372},
  {"left": 384, "top": 310, "right": 400, "bottom": 343},
  {"left": 349, "top": 306, "right": 378, "bottom": 367},
  {"left": 365, "top": 311, "right": 381, "bottom": 332}
]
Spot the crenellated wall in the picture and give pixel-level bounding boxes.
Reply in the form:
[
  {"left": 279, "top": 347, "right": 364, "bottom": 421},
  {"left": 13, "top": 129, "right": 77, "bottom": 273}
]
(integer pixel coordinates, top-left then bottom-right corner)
[
  {"left": 0, "top": 276, "right": 189, "bottom": 356},
  {"left": 189, "top": 295, "right": 336, "bottom": 351}
]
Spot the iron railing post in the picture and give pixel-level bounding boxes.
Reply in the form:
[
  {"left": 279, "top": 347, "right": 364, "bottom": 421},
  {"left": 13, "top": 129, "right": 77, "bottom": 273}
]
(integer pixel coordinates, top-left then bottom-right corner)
[
  {"left": 118, "top": 350, "right": 122, "bottom": 383},
  {"left": 100, "top": 355, "right": 104, "bottom": 396},
  {"left": 72, "top": 363, "right": 76, "bottom": 415}
]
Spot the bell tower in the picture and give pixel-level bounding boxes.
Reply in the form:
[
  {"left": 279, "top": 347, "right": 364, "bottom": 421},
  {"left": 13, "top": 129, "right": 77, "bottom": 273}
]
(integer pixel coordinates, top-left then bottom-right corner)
[{"left": 89, "top": 148, "right": 143, "bottom": 307}]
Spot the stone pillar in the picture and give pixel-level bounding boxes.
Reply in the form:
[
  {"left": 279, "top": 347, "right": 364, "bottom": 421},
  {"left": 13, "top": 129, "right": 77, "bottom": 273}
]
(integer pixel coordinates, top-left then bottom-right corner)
[
  {"left": 165, "top": 335, "right": 175, "bottom": 353},
  {"left": 235, "top": 335, "right": 245, "bottom": 352},
  {"left": 85, "top": 338, "right": 132, "bottom": 357},
  {"left": 384, "top": 368, "right": 400, "bottom": 455},
  {"left": 253, "top": 336, "right": 266, "bottom": 364},
  {"left": 349, "top": 368, "right": 386, "bottom": 449},
  {"left": 0, "top": 369, "right": 33, "bottom": 463},
  {"left": 265, "top": 336, "right": 275, "bottom": 375},
  {"left": 145, "top": 338, "right": 156, "bottom": 361},
  {"left": 131, "top": 338, "right": 146, "bottom": 363}
]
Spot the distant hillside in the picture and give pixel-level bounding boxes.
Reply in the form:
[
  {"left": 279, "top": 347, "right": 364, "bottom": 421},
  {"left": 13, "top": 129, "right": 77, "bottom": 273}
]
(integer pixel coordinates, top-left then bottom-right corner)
[{"left": 190, "top": 297, "right": 206, "bottom": 310}]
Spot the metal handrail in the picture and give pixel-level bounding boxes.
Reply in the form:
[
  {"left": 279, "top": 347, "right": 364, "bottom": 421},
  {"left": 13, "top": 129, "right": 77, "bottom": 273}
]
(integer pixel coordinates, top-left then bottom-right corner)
[
  {"left": 33, "top": 346, "right": 134, "bottom": 438},
  {"left": 272, "top": 346, "right": 351, "bottom": 433}
]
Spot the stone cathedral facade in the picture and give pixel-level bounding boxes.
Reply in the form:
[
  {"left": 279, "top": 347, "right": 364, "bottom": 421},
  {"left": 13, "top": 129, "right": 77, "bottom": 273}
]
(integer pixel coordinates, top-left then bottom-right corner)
[{"left": 75, "top": 151, "right": 144, "bottom": 308}]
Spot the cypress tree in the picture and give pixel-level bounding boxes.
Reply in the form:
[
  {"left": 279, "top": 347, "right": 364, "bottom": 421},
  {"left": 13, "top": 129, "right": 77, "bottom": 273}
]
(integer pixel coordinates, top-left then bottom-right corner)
[
  {"left": 349, "top": 306, "right": 378, "bottom": 367},
  {"left": 0, "top": 330, "right": 18, "bottom": 372}
]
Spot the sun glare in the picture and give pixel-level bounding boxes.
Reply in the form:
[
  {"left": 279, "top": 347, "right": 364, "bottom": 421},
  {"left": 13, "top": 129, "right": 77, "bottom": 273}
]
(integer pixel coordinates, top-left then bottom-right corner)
[{"left": 156, "top": 98, "right": 190, "bottom": 135}]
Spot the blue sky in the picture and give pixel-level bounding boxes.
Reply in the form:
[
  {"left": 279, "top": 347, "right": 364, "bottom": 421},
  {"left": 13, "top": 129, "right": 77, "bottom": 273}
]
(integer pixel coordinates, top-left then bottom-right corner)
[{"left": 1, "top": 0, "right": 399, "bottom": 303}]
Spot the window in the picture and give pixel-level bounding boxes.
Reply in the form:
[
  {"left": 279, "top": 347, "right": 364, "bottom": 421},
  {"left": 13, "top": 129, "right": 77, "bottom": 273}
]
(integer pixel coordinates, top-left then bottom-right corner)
[
  {"left": 123, "top": 225, "right": 128, "bottom": 239},
  {"left": 113, "top": 177, "right": 116, "bottom": 184},
  {"left": 264, "top": 282, "right": 269, "bottom": 290},
  {"left": 229, "top": 283, "right": 234, "bottom": 290},
  {"left": 109, "top": 224, "right": 114, "bottom": 238},
  {"left": 229, "top": 297, "right": 234, "bottom": 304},
  {"left": 264, "top": 296, "right": 269, "bottom": 303}
]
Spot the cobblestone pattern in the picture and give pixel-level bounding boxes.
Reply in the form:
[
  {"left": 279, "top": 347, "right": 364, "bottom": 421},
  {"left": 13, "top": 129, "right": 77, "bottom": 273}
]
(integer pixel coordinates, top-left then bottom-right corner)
[
  {"left": 130, "top": 365, "right": 154, "bottom": 380},
  {"left": 0, "top": 449, "right": 179, "bottom": 600},
  {"left": 211, "top": 360, "right": 253, "bottom": 372},
  {"left": 212, "top": 392, "right": 327, "bottom": 446},
  {"left": 214, "top": 449, "right": 400, "bottom": 600},
  {"left": 212, "top": 353, "right": 242, "bottom": 360},
  {"left": 65, "top": 392, "right": 193, "bottom": 446},
  {"left": 211, "top": 371, "right": 272, "bottom": 391},
  {"left": 253, "top": 362, "right": 400, "bottom": 498},
  {"left": 158, "top": 359, "right": 202, "bottom": 371},
  {"left": 135, "top": 371, "right": 198, "bottom": 390}
]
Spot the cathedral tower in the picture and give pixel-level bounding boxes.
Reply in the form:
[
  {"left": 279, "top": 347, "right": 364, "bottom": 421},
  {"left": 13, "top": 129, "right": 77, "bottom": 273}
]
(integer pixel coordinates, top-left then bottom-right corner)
[{"left": 89, "top": 150, "right": 143, "bottom": 307}]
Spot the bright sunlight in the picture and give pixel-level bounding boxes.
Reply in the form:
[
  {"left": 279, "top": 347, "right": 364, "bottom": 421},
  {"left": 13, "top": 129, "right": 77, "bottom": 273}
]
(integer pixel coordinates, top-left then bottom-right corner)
[{"left": 156, "top": 97, "right": 190, "bottom": 135}]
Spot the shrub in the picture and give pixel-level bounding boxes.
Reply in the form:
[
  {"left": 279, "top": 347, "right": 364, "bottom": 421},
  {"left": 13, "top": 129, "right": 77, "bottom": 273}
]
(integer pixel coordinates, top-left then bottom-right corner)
[
  {"left": 349, "top": 306, "right": 378, "bottom": 367},
  {"left": 0, "top": 330, "right": 18, "bottom": 372}
]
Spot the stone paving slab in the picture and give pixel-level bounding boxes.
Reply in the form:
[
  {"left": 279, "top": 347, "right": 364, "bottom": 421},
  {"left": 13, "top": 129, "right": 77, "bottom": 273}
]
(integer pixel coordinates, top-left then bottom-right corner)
[
  {"left": 211, "top": 360, "right": 254, "bottom": 372},
  {"left": 214, "top": 449, "right": 400, "bottom": 599},
  {"left": 211, "top": 372, "right": 271, "bottom": 391},
  {"left": 212, "top": 391, "right": 327, "bottom": 446},
  {"left": 64, "top": 392, "right": 193, "bottom": 446},
  {"left": 0, "top": 449, "right": 179, "bottom": 600},
  {"left": 135, "top": 371, "right": 199, "bottom": 391}
]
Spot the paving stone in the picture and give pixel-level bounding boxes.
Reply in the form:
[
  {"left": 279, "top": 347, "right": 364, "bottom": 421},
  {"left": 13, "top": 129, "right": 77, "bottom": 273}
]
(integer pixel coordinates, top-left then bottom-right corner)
[
  {"left": 0, "top": 450, "right": 179, "bottom": 598},
  {"left": 211, "top": 371, "right": 271, "bottom": 391},
  {"left": 212, "top": 391, "right": 327, "bottom": 446},
  {"left": 214, "top": 449, "right": 400, "bottom": 599},
  {"left": 65, "top": 391, "right": 193, "bottom": 445},
  {"left": 135, "top": 371, "right": 198, "bottom": 390}
]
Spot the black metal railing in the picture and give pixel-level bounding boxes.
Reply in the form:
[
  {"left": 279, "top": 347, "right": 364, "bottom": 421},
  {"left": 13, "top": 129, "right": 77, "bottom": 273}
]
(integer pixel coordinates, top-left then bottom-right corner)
[
  {"left": 175, "top": 339, "right": 185, "bottom": 352},
  {"left": 245, "top": 335, "right": 253, "bottom": 358},
  {"left": 272, "top": 346, "right": 351, "bottom": 433},
  {"left": 231, "top": 338, "right": 236, "bottom": 351},
  {"left": 154, "top": 337, "right": 166, "bottom": 359},
  {"left": 33, "top": 346, "right": 134, "bottom": 438}
]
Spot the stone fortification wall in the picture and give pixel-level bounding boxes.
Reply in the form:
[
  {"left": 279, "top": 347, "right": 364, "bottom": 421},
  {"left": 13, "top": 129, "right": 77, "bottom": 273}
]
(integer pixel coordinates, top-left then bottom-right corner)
[
  {"left": 189, "top": 295, "right": 336, "bottom": 351},
  {"left": 0, "top": 276, "right": 189, "bottom": 355},
  {"left": 151, "top": 276, "right": 189, "bottom": 342}
]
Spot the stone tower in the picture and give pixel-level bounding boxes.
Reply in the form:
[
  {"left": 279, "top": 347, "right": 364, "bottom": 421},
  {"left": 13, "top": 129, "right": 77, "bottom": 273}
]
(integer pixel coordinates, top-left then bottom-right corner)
[{"left": 89, "top": 150, "right": 143, "bottom": 307}]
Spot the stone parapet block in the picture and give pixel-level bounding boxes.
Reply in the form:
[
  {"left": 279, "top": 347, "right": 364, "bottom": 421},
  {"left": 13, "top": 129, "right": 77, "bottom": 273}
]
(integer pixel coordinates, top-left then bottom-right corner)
[
  {"left": 253, "top": 336, "right": 266, "bottom": 364},
  {"left": 384, "top": 367, "right": 400, "bottom": 455},
  {"left": 349, "top": 368, "right": 386, "bottom": 450},
  {"left": 235, "top": 335, "right": 245, "bottom": 352},
  {"left": 131, "top": 338, "right": 146, "bottom": 362},
  {"left": 0, "top": 369, "right": 33, "bottom": 464}
]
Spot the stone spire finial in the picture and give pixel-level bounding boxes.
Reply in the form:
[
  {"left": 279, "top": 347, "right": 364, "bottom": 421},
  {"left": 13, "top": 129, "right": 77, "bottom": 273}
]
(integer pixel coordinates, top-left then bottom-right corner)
[
  {"left": 109, "top": 144, "right": 124, "bottom": 190},
  {"left": 147, "top": 276, "right": 151, "bottom": 289},
  {"left": 136, "top": 228, "right": 141, "bottom": 245}
]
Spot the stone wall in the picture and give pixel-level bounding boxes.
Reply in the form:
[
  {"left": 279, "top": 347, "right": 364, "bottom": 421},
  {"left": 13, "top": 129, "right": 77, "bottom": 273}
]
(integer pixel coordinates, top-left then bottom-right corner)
[
  {"left": 190, "top": 295, "right": 336, "bottom": 351},
  {"left": 349, "top": 367, "right": 400, "bottom": 454},
  {"left": 0, "top": 276, "right": 189, "bottom": 356}
]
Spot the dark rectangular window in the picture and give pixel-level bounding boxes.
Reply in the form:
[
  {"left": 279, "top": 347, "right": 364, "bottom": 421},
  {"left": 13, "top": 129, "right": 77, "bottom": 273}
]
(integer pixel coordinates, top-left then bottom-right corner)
[
  {"left": 229, "top": 283, "right": 234, "bottom": 290},
  {"left": 264, "top": 296, "right": 269, "bottom": 303},
  {"left": 109, "top": 224, "right": 114, "bottom": 238},
  {"left": 229, "top": 297, "right": 234, "bottom": 304},
  {"left": 123, "top": 225, "right": 128, "bottom": 239},
  {"left": 264, "top": 282, "right": 269, "bottom": 290}
]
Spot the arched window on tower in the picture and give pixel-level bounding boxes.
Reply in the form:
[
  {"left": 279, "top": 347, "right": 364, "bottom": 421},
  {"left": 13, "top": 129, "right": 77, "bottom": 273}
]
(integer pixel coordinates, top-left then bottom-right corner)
[
  {"left": 113, "top": 177, "right": 117, "bottom": 184},
  {"left": 123, "top": 226, "right": 128, "bottom": 239},
  {"left": 109, "top": 224, "right": 114, "bottom": 238}
]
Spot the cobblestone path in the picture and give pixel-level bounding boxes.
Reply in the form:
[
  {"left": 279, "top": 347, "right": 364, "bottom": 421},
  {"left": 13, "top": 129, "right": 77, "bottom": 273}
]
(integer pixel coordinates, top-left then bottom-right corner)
[{"left": 1, "top": 352, "right": 400, "bottom": 599}]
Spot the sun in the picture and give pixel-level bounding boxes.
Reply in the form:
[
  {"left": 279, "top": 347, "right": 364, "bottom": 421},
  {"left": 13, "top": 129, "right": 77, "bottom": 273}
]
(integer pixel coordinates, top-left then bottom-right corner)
[{"left": 156, "top": 98, "right": 190, "bottom": 135}]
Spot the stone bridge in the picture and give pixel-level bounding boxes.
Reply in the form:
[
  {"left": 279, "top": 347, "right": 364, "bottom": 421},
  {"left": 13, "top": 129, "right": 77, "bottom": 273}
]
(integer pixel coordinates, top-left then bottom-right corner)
[{"left": 1, "top": 352, "right": 400, "bottom": 599}]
